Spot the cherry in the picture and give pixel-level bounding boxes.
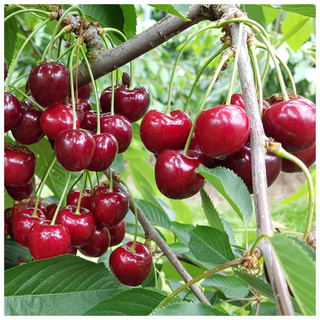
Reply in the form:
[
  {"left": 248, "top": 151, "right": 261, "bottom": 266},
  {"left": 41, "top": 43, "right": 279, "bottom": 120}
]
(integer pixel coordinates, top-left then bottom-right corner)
[
  {"left": 100, "top": 113, "right": 132, "bottom": 153},
  {"left": 109, "top": 241, "right": 152, "bottom": 286},
  {"left": 77, "top": 83, "right": 92, "bottom": 100},
  {"left": 189, "top": 135, "right": 216, "bottom": 168},
  {"left": 28, "top": 61, "right": 70, "bottom": 108},
  {"left": 54, "top": 129, "right": 95, "bottom": 171},
  {"left": 140, "top": 110, "right": 192, "bottom": 155},
  {"left": 4, "top": 92, "right": 21, "bottom": 132},
  {"left": 218, "top": 144, "right": 282, "bottom": 194},
  {"left": 262, "top": 99, "right": 316, "bottom": 153},
  {"left": 81, "top": 110, "right": 97, "bottom": 131},
  {"left": 40, "top": 104, "right": 80, "bottom": 140},
  {"left": 45, "top": 203, "right": 59, "bottom": 220},
  {"left": 67, "top": 97, "right": 91, "bottom": 122},
  {"left": 67, "top": 188, "right": 92, "bottom": 211},
  {"left": 5, "top": 207, "right": 13, "bottom": 238},
  {"left": 5, "top": 218, "right": 10, "bottom": 241},
  {"left": 230, "top": 93, "right": 269, "bottom": 113},
  {"left": 91, "top": 185, "right": 129, "bottom": 227},
  {"left": 195, "top": 105, "right": 250, "bottom": 159},
  {"left": 4, "top": 145, "right": 36, "bottom": 186},
  {"left": 5, "top": 177, "right": 35, "bottom": 200},
  {"left": 11, "top": 204, "right": 46, "bottom": 225},
  {"left": 12, "top": 99, "right": 44, "bottom": 145},
  {"left": 155, "top": 149, "right": 204, "bottom": 199},
  {"left": 29, "top": 221, "right": 71, "bottom": 260},
  {"left": 56, "top": 205, "right": 96, "bottom": 247},
  {"left": 281, "top": 144, "right": 316, "bottom": 173},
  {"left": 86, "top": 133, "right": 118, "bottom": 172},
  {"left": 68, "top": 246, "right": 78, "bottom": 255},
  {"left": 109, "top": 220, "right": 126, "bottom": 246},
  {"left": 78, "top": 224, "right": 110, "bottom": 257}
]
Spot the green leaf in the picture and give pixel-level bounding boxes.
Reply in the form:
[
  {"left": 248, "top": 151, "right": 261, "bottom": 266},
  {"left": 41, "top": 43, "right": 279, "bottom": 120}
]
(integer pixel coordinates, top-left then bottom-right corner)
[
  {"left": 5, "top": 239, "right": 32, "bottom": 270},
  {"left": 4, "top": 10, "right": 18, "bottom": 67},
  {"left": 111, "top": 153, "right": 124, "bottom": 173},
  {"left": 120, "top": 4, "right": 137, "bottom": 39},
  {"left": 196, "top": 165, "right": 253, "bottom": 224},
  {"left": 270, "top": 234, "right": 315, "bottom": 315},
  {"left": 84, "top": 287, "right": 168, "bottom": 315},
  {"left": 189, "top": 226, "right": 234, "bottom": 269},
  {"left": 150, "top": 5, "right": 191, "bottom": 21},
  {"left": 4, "top": 255, "right": 121, "bottom": 315},
  {"left": 250, "top": 301, "right": 279, "bottom": 315},
  {"left": 268, "top": 4, "right": 315, "bottom": 18}
]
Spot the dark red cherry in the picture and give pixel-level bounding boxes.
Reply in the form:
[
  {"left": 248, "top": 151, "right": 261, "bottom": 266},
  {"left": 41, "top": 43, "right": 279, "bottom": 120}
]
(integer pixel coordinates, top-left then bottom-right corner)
[
  {"left": 56, "top": 205, "right": 96, "bottom": 247},
  {"left": 86, "top": 133, "right": 118, "bottom": 171},
  {"left": 195, "top": 105, "right": 250, "bottom": 159},
  {"left": 78, "top": 224, "right": 110, "bottom": 257},
  {"left": 45, "top": 203, "right": 59, "bottom": 220},
  {"left": 81, "top": 110, "right": 97, "bottom": 131},
  {"left": 5, "top": 177, "right": 35, "bottom": 200},
  {"left": 108, "top": 220, "right": 126, "bottom": 246},
  {"left": 218, "top": 144, "right": 282, "bottom": 193},
  {"left": 68, "top": 246, "right": 78, "bottom": 255},
  {"left": 4, "top": 92, "right": 21, "bottom": 132},
  {"left": 77, "top": 83, "right": 92, "bottom": 100},
  {"left": 155, "top": 149, "right": 204, "bottom": 199},
  {"left": 230, "top": 93, "right": 269, "bottom": 113},
  {"left": 189, "top": 135, "right": 216, "bottom": 168},
  {"left": 11, "top": 204, "right": 46, "bottom": 225},
  {"left": 100, "top": 113, "right": 132, "bottom": 153},
  {"left": 92, "top": 185, "right": 129, "bottom": 227},
  {"left": 109, "top": 241, "right": 152, "bottom": 286},
  {"left": 67, "top": 188, "right": 92, "bottom": 211},
  {"left": 29, "top": 221, "right": 71, "bottom": 260},
  {"left": 5, "top": 218, "right": 10, "bottom": 241},
  {"left": 140, "top": 109, "right": 192, "bottom": 155},
  {"left": 54, "top": 129, "right": 95, "bottom": 171},
  {"left": 281, "top": 144, "right": 316, "bottom": 173},
  {"left": 40, "top": 104, "right": 80, "bottom": 140},
  {"left": 262, "top": 99, "right": 316, "bottom": 153},
  {"left": 5, "top": 207, "right": 13, "bottom": 238},
  {"left": 4, "top": 145, "right": 36, "bottom": 186},
  {"left": 28, "top": 61, "right": 70, "bottom": 108},
  {"left": 67, "top": 97, "right": 91, "bottom": 122}
]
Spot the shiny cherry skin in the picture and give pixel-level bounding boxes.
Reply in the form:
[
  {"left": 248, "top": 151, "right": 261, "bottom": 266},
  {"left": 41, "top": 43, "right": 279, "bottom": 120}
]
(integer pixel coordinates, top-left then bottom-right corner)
[
  {"left": 11, "top": 205, "right": 46, "bottom": 225},
  {"left": 5, "top": 208, "right": 13, "bottom": 238},
  {"left": 140, "top": 109, "right": 192, "bottom": 155},
  {"left": 56, "top": 205, "right": 96, "bottom": 247},
  {"left": 230, "top": 93, "right": 269, "bottom": 113},
  {"left": 189, "top": 134, "right": 216, "bottom": 168},
  {"left": 67, "top": 188, "right": 92, "bottom": 211},
  {"left": 218, "top": 144, "right": 282, "bottom": 193},
  {"left": 86, "top": 133, "right": 118, "bottom": 171},
  {"left": 54, "top": 129, "right": 95, "bottom": 171},
  {"left": 4, "top": 145, "right": 36, "bottom": 186},
  {"left": 155, "top": 149, "right": 204, "bottom": 199},
  {"left": 28, "top": 61, "right": 70, "bottom": 108},
  {"left": 81, "top": 110, "right": 97, "bottom": 131},
  {"left": 77, "top": 83, "right": 92, "bottom": 99},
  {"left": 109, "top": 241, "right": 152, "bottom": 286},
  {"left": 262, "top": 99, "right": 316, "bottom": 153},
  {"left": 108, "top": 220, "right": 126, "bottom": 246},
  {"left": 5, "top": 177, "right": 35, "bottom": 200},
  {"left": 67, "top": 97, "right": 91, "bottom": 122},
  {"left": 12, "top": 99, "right": 44, "bottom": 145},
  {"left": 195, "top": 105, "right": 250, "bottom": 159},
  {"left": 40, "top": 104, "right": 80, "bottom": 140},
  {"left": 100, "top": 113, "right": 132, "bottom": 153},
  {"left": 281, "top": 144, "right": 316, "bottom": 173},
  {"left": 29, "top": 221, "right": 71, "bottom": 260},
  {"left": 92, "top": 185, "right": 129, "bottom": 227},
  {"left": 4, "top": 92, "right": 21, "bottom": 132},
  {"left": 78, "top": 224, "right": 110, "bottom": 257},
  {"left": 45, "top": 203, "right": 59, "bottom": 220}
]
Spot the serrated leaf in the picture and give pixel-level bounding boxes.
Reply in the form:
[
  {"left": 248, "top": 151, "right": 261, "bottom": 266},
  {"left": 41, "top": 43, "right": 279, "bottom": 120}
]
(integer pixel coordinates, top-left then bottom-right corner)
[
  {"left": 270, "top": 234, "right": 315, "bottom": 315},
  {"left": 120, "top": 4, "right": 137, "bottom": 39},
  {"left": 5, "top": 239, "right": 32, "bottom": 270},
  {"left": 150, "top": 5, "right": 191, "bottom": 21},
  {"left": 4, "top": 9, "right": 18, "bottom": 67},
  {"left": 268, "top": 4, "right": 315, "bottom": 18},
  {"left": 196, "top": 165, "right": 253, "bottom": 224},
  {"left": 4, "top": 255, "right": 120, "bottom": 315},
  {"left": 189, "top": 226, "right": 234, "bottom": 269},
  {"left": 170, "top": 221, "right": 194, "bottom": 244}
]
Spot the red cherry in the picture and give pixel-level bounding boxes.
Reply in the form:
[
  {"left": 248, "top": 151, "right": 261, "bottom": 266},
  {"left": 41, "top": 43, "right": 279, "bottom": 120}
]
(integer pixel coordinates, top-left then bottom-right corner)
[
  {"left": 4, "top": 92, "right": 21, "bottom": 132},
  {"left": 28, "top": 61, "right": 70, "bottom": 108},
  {"left": 68, "top": 246, "right": 78, "bottom": 255},
  {"left": 4, "top": 145, "right": 36, "bottom": 186},
  {"left": 11, "top": 205, "right": 46, "bottom": 225},
  {"left": 100, "top": 113, "right": 132, "bottom": 153},
  {"left": 86, "top": 133, "right": 118, "bottom": 171},
  {"left": 77, "top": 83, "right": 92, "bottom": 99},
  {"left": 281, "top": 144, "right": 316, "bottom": 173},
  {"left": 155, "top": 149, "right": 204, "bottom": 199},
  {"left": 40, "top": 104, "right": 80, "bottom": 140},
  {"left": 108, "top": 220, "right": 126, "bottom": 246},
  {"left": 56, "top": 205, "right": 96, "bottom": 247},
  {"left": 54, "top": 129, "right": 95, "bottom": 171},
  {"left": 5, "top": 208, "right": 13, "bottom": 238},
  {"left": 109, "top": 241, "right": 152, "bottom": 286},
  {"left": 29, "top": 221, "right": 71, "bottom": 260},
  {"left": 5, "top": 218, "right": 10, "bottom": 241},
  {"left": 67, "top": 97, "right": 91, "bottom": 122},
  {"left": 5, "top": 177, "right": 35, "bottom": 200},
  {"left": 195, "top": 105, "right": 250, "bottom": 159},
  {"left": 262, "top": 99, "right": 316, "bottom": 152},
  {"left": 140, "top": 109, "right": 192, "bottom": 155},
  {"left": 230, "top": 93, "right": 269, "bottom": 113},
  {"left": 78, "top": 224, "right": 110, "bottom": 257},
  {"left": 67, "top": 188, "right": 92, "bottom": 211},
  {"left": 81, "top": 110, "right": 97, "bottom": 131},
  {"left": 189, "top": 135, "right": 216, "bottom": 168},
  {"left": 45, "top": 203, "right": 59, "bottom": 220}
]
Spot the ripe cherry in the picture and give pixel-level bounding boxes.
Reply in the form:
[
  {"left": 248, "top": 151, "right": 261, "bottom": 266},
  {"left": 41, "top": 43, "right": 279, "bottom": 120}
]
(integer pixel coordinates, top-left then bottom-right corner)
[
  {"left": 230, "top": 93, "right": 269, "bottom": 113},
  {"left": 67, "top": 97, "right": 91, "bottom": 122},
  {"left": 4, "top": 92, "right": 21, "bottom": 132},
  {"left": 5, "top": 218, "right": 10, "bottom": 241},
  {"left": 5, "top": 177, "right": 35, "bottom": 201},
  {"left": 109, "top": 220, "right": 126, "bottom": 246},
  {"left": 67, "top": 188, "right": 92, "bottom": 211},
  {"left": 77, "top": 83, "right": 92, "bottom": 99},
  {"left": 54, "top": 129, "right": 95, "bottom": 171},
  {"left": 155, "top": 149, "right": 204, "bottom": 199},
  {"left": 81, "top": 110, "right": 97, "bottom": 131},
  {"left": 5, "top": 207, "right": 13, "bottom": 238},
  {"left": 109, "top": 241, "right": 152, "bottom": 286},
  {"left": 189, "top": 135, "right": 216, "bottom": 168},
  {"left": 140, "top": 110, "right": 192, "bottom": 155},
  {"left": 28, "top": 61, "right": 70, "bottom": 108},
  {"left": 11, "top": 204, "right": 46, "bottom": 225},
  {"left": 45, "top": 203, "right": 59, "bottom": 220}
]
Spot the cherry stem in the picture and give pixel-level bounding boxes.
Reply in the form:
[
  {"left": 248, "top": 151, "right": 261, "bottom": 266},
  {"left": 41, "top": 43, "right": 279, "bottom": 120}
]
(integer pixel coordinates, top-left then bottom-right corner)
[
  {"left": 87, "top": 171, "right": 94, "bottom": 193},
  {"left": 4, "top": 8, "right": 51, "bottom": 23},
  {"left": 250, "top": 233, "right": 270, "bottom": 257},
  {"left": 261, "top": 49, "right": 271, "bottom": 86},
  {"left": 109, "top": 167, "right": 113, "bottom": 192},
  {"left": 68, "top": 44, "right": 78, "bottom": 130},
  {"left": 96, "top": 172, "right": 100, "bottom": 186},
  {"left": 75, "top": 171, "right": 87, "bottom": 215},
  {"left": 183, "top": 51, "right": 233, "bottom": 156},
  {"left": 66, "top": 171, "right": 84, "bottom": 197},
  {"left": 51, "top": 172, "right": 72, "bottom": 225},
  {"left": 183, "top": 43, "right": 227, "bottom": 113},
  {"left": 9, "top": 86, "right": 45, "bottom": 111},
  {"left": 7, "top": 72, "right": 29, "bottom": 87},
  {"left": 110, "top": 70, "right": 116, "bottom": 116},
  {"left": 266, "top": 141, "right": 314, "bottom": 241},
  {"left": 5, "top": 18, "right": 50, "bottom": 92},
  {"left": 56, "top": 42, "right": 77, "bottom": 62},
  {"left": 225, "top": 23, "right": 244, "bottom": 106}
]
